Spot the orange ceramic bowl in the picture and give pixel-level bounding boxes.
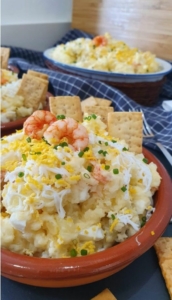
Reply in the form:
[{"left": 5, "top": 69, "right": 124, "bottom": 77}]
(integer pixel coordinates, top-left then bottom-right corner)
[
  {"left": 1, "top": 148, "right": 172, "bottom": 287},
  {"left": 1, "top": 92, "right": 52, "bottom": 137}
]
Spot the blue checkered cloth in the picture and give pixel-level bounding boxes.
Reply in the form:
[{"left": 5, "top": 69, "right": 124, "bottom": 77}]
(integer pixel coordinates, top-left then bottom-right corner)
[{"left": 4, "top": 29, "right": 172, "bottom": 153}]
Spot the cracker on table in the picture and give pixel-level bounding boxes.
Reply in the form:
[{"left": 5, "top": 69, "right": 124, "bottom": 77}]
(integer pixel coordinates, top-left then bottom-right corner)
[
  {"left": 154, "top": 237, "right": 172, "bottom": 300},
  {"left": 83, "top": 105, "right": 114, "bottom": 124},
  {"left": 0, "top": 47, "right": 10, "bottom": 69},
  {"left": 49, "top": 96, "right": 82, "bottom": 122},
  {"left": 27, "top": 70, "right": 49, "bottom": 80},
  {"left": 17, "top": 74, "right": 48, "bottom": 110},
  {"left": 91, "top": 288, "right": 117, "bottom": 300},
  {"left": 81, "top": 96, "right": 112, "bottom": 111},
  {"left": 107, "top": 112, "right": 142, "bottom": 154}
]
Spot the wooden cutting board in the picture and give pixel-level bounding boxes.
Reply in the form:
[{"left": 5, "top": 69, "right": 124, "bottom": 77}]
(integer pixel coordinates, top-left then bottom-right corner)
[{"left": 72, "top": 0, "right": 172, "bottom": 60}]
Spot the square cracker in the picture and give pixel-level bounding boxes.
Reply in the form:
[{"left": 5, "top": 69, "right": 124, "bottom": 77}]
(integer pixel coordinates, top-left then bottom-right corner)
[
  {"left": 27, "top": 70, "right": 49, "bottom": 80},
  {"left": 107, "top": 112, "right": 142, "bottom": 154},
  {"left": 83, "top": 105, "right": 114, "bottom": 124},
  {"left": 81, "top": 97, "right": 97, "bottom": 110},
  {"left": 17, "top": 74, "right": 48, "bottom": 110},
  {"left": 154, "top": 237, "right": 172, "bottom": 299},
  {"left": 49, "top": 96, "right": 82, "bottom": 122},
  {"left": 1, "top": 47, "right": 10, "bottom": 69},
  {"left": 91, "top": 288, "right": 117, "bottom": 300},
  {"left": 31, "top": 76, "right": 49, "bottom": 106},
  {"left": 94, "top": 97, "right": 112, "bottom": 106},
  {"left": 81, "top": 96, "right": 112, "bottom": 111}
]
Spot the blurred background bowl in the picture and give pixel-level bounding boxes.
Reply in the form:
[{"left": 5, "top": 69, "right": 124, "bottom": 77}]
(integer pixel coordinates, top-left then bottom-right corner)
[
  {"left": 43, "top": 48, "right": 172, "bottom": 106},
  {"left": 1, "top": 148, "right": 172, "bottom": 287},
  {"left": 1, "top": 92, "right": 52, "bottom": 137}
]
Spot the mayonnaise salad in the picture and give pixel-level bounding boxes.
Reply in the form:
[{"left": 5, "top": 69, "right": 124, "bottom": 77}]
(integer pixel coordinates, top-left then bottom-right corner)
[
  {"left": 51, "top": 33, "right": 160, "bottom": 74},
  {"left": 0, "top": 115, "right": 161, "bottom": 258}
]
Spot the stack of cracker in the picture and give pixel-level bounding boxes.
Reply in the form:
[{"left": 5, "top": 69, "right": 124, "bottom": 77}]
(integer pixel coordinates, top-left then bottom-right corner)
[
  {"left": 0, "top": 47, "right": 10, "bottom": 69},
  {"left": 49, "top": 95, "right": 143, "bottom": 154},
  {"left": 81, "top": 96, "right": 113, "bottom": 124},
  {"left": 91, "top": 288, "right": 117, "bottom": 300},
  {"left": 17, "top": 70, "right": 49, "bottom": 110},
  {"left": 81, "top": 97, "right": 143, "bottom": 154},
  {"left": 154, "top": 237, "right": 172, "bottom": 299},
  {"left": 49, "top": 96, "right": 83, "bottom": 122}
]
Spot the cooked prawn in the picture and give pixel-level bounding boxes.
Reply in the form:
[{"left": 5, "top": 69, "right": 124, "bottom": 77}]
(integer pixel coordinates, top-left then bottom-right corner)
[
  {"left": 23, "top": 110, "right": 57, "bottom": 139},
  {"left": 93, "top": 35, "right": 108, "bottom": 46},
  {"left": 43, "top": 117, "right": 89, "bottom": 150},
  {"left": 92, "top": 163, "right": 111, "bottom": 184}
]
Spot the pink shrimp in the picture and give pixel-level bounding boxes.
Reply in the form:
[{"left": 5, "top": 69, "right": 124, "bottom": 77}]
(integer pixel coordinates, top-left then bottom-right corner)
[
  {"left": 23, "top": 110, "right": 57, "bottom": 139},
  {"left": 43, "top": 117, "right": 89, "bottom": 150},
  {"left": 92, "top": 163, "right": 111, "bottom": 184},
  {"left": 93, "top": 35, "right": 108, "bottom": 46}
]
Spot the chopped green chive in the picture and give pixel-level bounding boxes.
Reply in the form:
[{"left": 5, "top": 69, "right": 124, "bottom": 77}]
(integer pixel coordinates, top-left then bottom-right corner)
[
  {"left": 122, "top": 147, "right": 128, "bottom": 151},
  {"left": 103, "top": 151, "right": 108, "bottom": 157},
  {"left": 84, "top": 173, "right": 90, "bottom": 179},
  {"left": 112, "top": 140, "right": 117, "bottom": 143},
  {"left": 34, "top": 152, "right": 41, "bottom": 155},
  {"left": 61, "top": 161, "right": 65, "bottom": 165},
  {"left": 78, "top": 151, "right": 84, "bottom": 157},
  {"left": 141, "top": 217, "right": 146, "bottom": 227},
  {"left": 113, "top": 168, "right": 119, "bottom": 174},
  {"left": 98, "top": 150, "right": 108, "bottom": 156},
  {"left": 143, "top": 158, "right": 149, "bottom": 164},
  {"left": 87, "top": 166, "right": 92, "bottom": 172},
  {"left": 55, "top": 174, "right": 62, "bottom": 180},
  {"left": 22, "top": 154, "right": 27, "bottom": 161},
  {"left": 26, "top": 137, "right": 31, "bottom": 143},
  {"left": 54, "top": 142, "right": 68, "bottom": 149},
  {"left": 111, "top": 214, "right": 115, "bottom": 220},
  {"left": 59, "top": 142, "right": 68, "bottom": 147},
  {"left": 98, "top": 141, "right": 102, "bottom": 144},
  {"left": 98, "top": 150, "right": 103, "bottom": 154},
  {"left": 84, "top": 114, "right": 96, "bottom": 121},
  {"left": 57, "top": 115, "right": 65, "bottom": 120},
  {"left": 142, "top": 216, "right": 146, "bottom": 222},
  {"left": 42, "top": 137, "right": 50, "bottom": 145},
  {"left": 105, "top": 142, "right": 108, "bottom": 146},
  {"left": 70, "top": 249, "right": 77, "bottom": 257},
  {"left": 105, "top": 165, "right": 110, "bottom": 170},
  {"left": 18, "top": 172, "right": 24, "bottom": 177},
  {"left": 84, "top": 147, "right": 89, "bottom": 152},
  {"left": 81, "top": 249, "right": 88, "bottom": 256},
  {"left": 121, "top": 186, "right": 127, "bottom": 192},
  {"left": 87, "top": 116, "right": 92, "bottom": 120}
]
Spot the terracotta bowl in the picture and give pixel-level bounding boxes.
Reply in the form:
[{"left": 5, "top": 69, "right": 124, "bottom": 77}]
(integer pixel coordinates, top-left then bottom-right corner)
[
  {"left": 1, "top": 148, "right": 172, "bottom": 287},
  {"left": 1, "top": 92, "right": 52, "bottom": 137}
]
